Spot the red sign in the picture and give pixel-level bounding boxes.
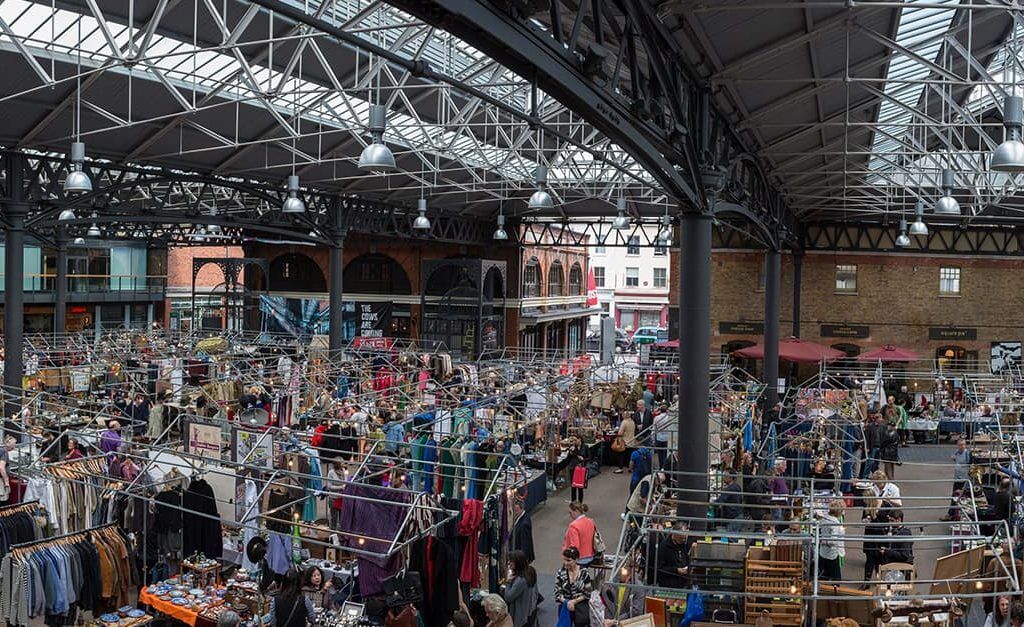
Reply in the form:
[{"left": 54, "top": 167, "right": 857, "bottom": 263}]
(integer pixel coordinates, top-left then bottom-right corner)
[
  {"left": 586, "top": 267, "right": 598, "bottom": 306},
  {"left": 353, "top": 336, "right": 396, "bottom": 351}
]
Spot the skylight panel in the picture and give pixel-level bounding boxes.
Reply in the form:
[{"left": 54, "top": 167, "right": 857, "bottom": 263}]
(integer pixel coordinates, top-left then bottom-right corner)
[{"left": 868, "top": 0, "right": 958, "bottom": 176}]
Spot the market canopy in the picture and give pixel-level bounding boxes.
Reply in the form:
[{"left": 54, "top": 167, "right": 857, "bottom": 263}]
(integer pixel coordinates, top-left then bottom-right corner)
[
  {"left": 733, "top": 338, "right": 845, "bottom": 364},
  {"left": 857, "top": 345, "right": 921, "bottom": 363}
]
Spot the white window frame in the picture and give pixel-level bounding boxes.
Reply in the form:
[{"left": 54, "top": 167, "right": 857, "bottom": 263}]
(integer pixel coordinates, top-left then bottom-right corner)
[
  {"left": 939, "top": 266, "right": 961, "bottom": 295},
  {"left": 625, "top": 267, "right": 639, "bottom": 287},
  {"left": 835, "top": 264, "right": 857, "bottom": 293},
  {"left": 653, "top": 267, "right": 667, "bottom": 288}
]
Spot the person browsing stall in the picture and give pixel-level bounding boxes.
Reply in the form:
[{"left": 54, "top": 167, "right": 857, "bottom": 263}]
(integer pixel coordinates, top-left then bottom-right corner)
[
  {"left": 562, "top": 502, "right": 597, "bottom": 566},
  {"left": 655, "top": 521, "right": 690, "bottom": 589}
]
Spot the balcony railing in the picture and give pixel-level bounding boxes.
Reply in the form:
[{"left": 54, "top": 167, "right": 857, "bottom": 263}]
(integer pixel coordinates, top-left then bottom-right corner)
[{"left": 0, "top": 274, "right": 167, "bottom": 294}]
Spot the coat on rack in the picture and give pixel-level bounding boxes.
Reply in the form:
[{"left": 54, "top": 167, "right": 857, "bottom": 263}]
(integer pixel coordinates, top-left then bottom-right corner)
[{"left": 182, "top": 477, "right": 222, "bottom": 559}]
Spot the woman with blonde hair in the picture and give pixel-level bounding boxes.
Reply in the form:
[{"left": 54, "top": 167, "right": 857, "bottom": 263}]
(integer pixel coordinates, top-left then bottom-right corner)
[{"left": 818, "top": 499, "right": 846, "bottom": 581}]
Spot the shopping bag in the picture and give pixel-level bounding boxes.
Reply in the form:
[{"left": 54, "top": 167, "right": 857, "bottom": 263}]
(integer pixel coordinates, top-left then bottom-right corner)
[
  {"left": 572, "top": 465, "right": 588, "bottom": 489},
  {"left": 679, "top": 589, "right": 704, "bottom": 626},
  {"left": 557, "top": 602, "right": 572, "bottom": 627}
]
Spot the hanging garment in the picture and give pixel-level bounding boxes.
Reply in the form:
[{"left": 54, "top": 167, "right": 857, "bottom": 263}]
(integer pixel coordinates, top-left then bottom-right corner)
[
  {"left": 181, "top": 478, "right": 222, "bottom": 559},
  {"left": 336, "top": 484, "right": 409, "bottom": 596},
  {"left": 457, "top": 499, "right": 484, "bottom": 586}
]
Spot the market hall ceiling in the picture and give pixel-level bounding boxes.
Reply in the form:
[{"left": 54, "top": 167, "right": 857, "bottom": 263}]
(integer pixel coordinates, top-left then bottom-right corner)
[{"left": 0, "top": 0, "right": 1022, "bottom": 243}]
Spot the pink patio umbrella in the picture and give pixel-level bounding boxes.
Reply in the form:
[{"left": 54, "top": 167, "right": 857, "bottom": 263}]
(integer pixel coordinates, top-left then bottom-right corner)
[
  {"left": 733, "top": 337, "right": 846, "bottom": 364},
  {"left": 857, "top": 345, "right": 920, "bottom": 363}
]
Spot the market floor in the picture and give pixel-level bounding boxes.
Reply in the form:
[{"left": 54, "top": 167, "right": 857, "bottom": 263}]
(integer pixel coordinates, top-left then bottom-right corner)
[{"left": 528, "top": 443, "right": 980, "bottom": 624}]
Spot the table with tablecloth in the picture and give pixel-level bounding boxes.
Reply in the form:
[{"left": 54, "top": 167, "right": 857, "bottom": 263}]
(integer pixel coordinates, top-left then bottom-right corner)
[
  {"left": 138, "top": 587, "right": 224, "bottom": 627},
  {"left": 906, "top": 418, "right": 939, "bottom": 443},
  {"left": 522, "top": 469, "right": 547, "bottom": 512}
]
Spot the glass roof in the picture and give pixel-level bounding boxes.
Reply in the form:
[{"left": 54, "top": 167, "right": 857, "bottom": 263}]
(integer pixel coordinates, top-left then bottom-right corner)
[{"left": 0, "top": 0, "right": 656, "bottom": 203}]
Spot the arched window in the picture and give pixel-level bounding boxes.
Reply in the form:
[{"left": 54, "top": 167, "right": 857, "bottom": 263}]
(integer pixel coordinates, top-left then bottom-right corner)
[
  {"left": 343, "top": 254, "right": 411, "bottom": 295},
  {"left": 523, "top": 257, "right": 542, "bottom": 298},
  {"left": 269, "top": 253, "right": 325, "bottom": 292},
  {"left": 568, "top": 263, "right": 583, "bottom": 296},
  {"left": 548, "top": 260, "right": 564, "bottom": 297}
]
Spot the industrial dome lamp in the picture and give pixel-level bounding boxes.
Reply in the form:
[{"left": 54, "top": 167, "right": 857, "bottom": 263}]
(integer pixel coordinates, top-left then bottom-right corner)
[
  {"left": 657, "top": 214, "right": 672, "bottom": 245},
  {"left": 909, "top": 197, "right": 928, "bottom": 236},
  {"left": 413, "top": 197, "right": 431, "bottom": 230},
  {"left": 58, "top": 208, "right": 77, "bottom": 222},
  {"left": 527, "top": 165, "right": 554, "bottom": 210},
  {"left": 611, "top": 196, "right": 630, "bottom": 230},
  {"left": 87, "top": 223, "right": 101, "bottom": 237},
  {"left": 992, "top": 95, "right": 1024, "bottom": 172},
  {"left": 358, "top": 104, "right": 396, "bottom": 171},
  {"left": 933, "top": 169, "right": 960, "bottom": 215},
  {"left": 63, "top": 141, "right": 92, "bottom": 194},
  {"left": 493, "top": 213, "right": 508, "bottom": 241},
  {"left": 281, "top": 175, "right": 306, "bottom": 213},
  {"left": 895, "top": 218, "right": 911, "bottom": 248}
]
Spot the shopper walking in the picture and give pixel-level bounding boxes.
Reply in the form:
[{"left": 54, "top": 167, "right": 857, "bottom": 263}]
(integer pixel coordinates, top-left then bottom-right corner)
[
  {"left": 652, "top": 403, "right": 671, "bottom": 469},
  {"left": 942, "top": 439, "right": 970, "bottom": 521},
  {"left": 554, "top": 547, "right": 592, "bottom": 626},
  {"left": 861, "top": 498, "right": 888, "bottom": 588},
  {"left": 614, "top": 412, "right": 637, "bottom": 474},
  {"left": 628, "top": 446, "right": 653, "bottom": 497},
  {"left": 567, "top": 437, "right": 588, "bottom": 503},
  {"left": 502, "top": 551, "right": 538, "bottom": 627},
  {"left": 562, "top": 502, "right": 597, "bottom": 566},
  {"left": 879, "top": 509, "right": 913, "bottom": 566},
  {"left": 862, "top": 414, "right": 884, "bottom": 478},
  {"left": 817, "top": 499, "right": 846, "bottom": 581}
]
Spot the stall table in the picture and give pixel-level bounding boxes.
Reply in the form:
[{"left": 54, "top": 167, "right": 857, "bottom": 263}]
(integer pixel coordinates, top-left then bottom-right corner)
[{"left": 139, "top": 587, "right": 224, "bottom": 627}]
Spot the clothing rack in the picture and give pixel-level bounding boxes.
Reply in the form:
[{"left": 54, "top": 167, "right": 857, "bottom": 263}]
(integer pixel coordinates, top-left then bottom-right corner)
[
  {"left": 0, "top": 500, "right": 39, "bottom": 515},
  {"left": 9, "top": 522, "right": 117, "bottom": 551}
]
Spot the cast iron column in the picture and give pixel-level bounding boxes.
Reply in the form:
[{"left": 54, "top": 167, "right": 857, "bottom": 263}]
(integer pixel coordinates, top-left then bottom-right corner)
[
  {"left": 677, "top": 211, "right": 712, "bottom": 522},
  {"left": 791, "top": 251, "right": 803, "bottom": 338},
  {"left": 764, "top": 249, "right": 781, "bottom": 408},
  {"left": 3, "top": 154, "right": 27, "bottom": 431},
  {"left": 55, "top": 229, "right": 68, "bottom": 336},
  {"left": 328, "top": 229, "right": 346, "bottom": 359}
]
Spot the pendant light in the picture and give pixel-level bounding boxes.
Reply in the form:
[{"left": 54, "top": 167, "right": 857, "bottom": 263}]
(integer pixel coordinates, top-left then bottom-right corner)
[
  {"left": 657, "top": 211, "right": 672, "bottom": 245},
  {"left": 72, "top": 237, "right": 86, "bottom": 245},
  {"left": 493, "top": 213, "right": 508, "bottom": 241},
  {"left": 909, "top": 197, "right": 928, "bottom": 236},
  {"left": 64, "top": 22, "right": 91, "bottom": 194},
  {"left": 895, "top": 218, "right": 911, "bottom": 248},
  {"left": 87, "top": 223, "right": 101, "bottom": 237},
  {"left": 993, "top": 23, "right": 1024, "bottom": 171},
  {"left": 58, "top": 208, "right": 77, "bottom": 222},
  {"left": 611, "top": 197, "right": 630, "bottom": 230},
  {"left": 992, "top": 95, "right": 1024, "bottom": 172},
  {"left": 413, "top": 197, "right": 431, "bottom": 230},
  {"left": 934, "top": 168, "right": 960, "bottom": 215},
  {"left": 527, "top": 165, "right": 553, "bottom": 210},
  {"left": 282, "top": 175, "right": 306, "bottom": 213},
  {"left": 358, "top": 104, "right": 396, "bottom": 171}
]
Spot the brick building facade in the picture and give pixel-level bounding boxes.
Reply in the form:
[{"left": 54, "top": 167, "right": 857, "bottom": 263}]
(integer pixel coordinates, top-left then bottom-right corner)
[{"left": 670, "top": 250, "right": 1024, "bottom": 372}]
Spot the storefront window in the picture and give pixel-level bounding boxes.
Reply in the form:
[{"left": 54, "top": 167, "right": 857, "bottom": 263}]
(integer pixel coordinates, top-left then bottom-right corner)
[{"left": 523, "top": 258, "right": 541, "bottom": 298}]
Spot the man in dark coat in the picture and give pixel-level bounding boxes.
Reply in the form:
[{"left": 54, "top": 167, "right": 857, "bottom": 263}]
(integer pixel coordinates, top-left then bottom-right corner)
[{"left": 510, "top": 498, "right": 535, "bottom": 563}]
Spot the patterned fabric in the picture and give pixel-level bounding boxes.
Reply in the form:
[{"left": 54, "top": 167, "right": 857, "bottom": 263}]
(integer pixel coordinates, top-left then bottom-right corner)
[{"left": 554, "top": 566, "right": 592, "bottom": 603}]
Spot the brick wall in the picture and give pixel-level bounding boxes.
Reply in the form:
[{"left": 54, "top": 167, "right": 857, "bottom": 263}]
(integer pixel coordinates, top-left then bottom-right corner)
[
  {"left": 669, "top": 249, "right": 1024, "bottom": 364},
  {"left": 166, "top": 246, "right": 246, "bottom": 288}
]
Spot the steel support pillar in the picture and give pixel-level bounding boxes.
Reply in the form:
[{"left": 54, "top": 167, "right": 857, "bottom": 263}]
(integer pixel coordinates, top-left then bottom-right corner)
[
  {"left": 791, "top": 251, "right": 803, "bottom": 338},
  {"left": 3, "top": 155, "right": 27, "bottom": 433},
  {"left": 328, "top": 230, "right": 346, "bottom": 359},
  {"left": 764, "top": 250, "right": 781, "bottom": 408},
  {"left": 677, "top": 212, "right": 712, "bottom": 521},
  {"left": 54, "top": 231, "right": 68, "bottom": 336}
]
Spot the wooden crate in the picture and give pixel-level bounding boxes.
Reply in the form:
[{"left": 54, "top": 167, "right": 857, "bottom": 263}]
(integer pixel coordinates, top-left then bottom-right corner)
[{"left": 743, "top": 548, "right": 804, "bottom": 627}]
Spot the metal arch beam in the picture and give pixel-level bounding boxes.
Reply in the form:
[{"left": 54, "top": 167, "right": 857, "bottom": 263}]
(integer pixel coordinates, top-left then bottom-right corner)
[
  {"left": 340, "top": 0, "right": 702, "bottom": 209},
  {"left": 711, "top": 201, "right": 773, "bottom": 249}
]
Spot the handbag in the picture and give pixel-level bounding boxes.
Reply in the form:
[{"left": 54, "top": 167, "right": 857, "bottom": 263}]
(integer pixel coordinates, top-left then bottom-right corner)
[
  {"left": 592, "top": 528, "right": 607, "bottom": 555},
  {"left": 680, "top": 589, "right": 704, "bottom": 626},
  {"left": 556, "top": 603, "right": 572, "bottom": 627},
  {"left": 384, "top": 605, "right": 418, "bottom": 627},
  {"left": 382, "top": 570, "right": 423, "bottom": 608},
  {"left": 572, "top": 466, "right": 588, "bottom": 489},
  {"left": 571, "top": 596, "right": 591, "bottom": 626},
  {"left": 610, "top": 437, "right": 626, "bottom": 453}
]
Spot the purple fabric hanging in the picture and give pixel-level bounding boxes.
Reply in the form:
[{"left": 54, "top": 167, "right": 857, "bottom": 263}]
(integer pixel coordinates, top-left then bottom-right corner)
[{"left": 337, "top": 483, "right": 410, "bottom": 596}]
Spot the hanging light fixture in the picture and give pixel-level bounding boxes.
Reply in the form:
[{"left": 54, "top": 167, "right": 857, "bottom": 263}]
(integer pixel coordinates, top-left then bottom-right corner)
[
  {"left": 612, "top": 197, "right": 630, "bottom": 230},
  {"left": 358, "top": 104, "right": 396, "bottom": 171},
  {"left": 64, "top": 24, "right": 91, "bottom": 194},
  {"left": 657, "top": 213, "right": 672, "bottom": 245},
  {"left": 934, "top": 168, "right": 960, "bottom": 215},
  {"left": 413, "top": 197, "right": 431, "bottom": 230},
  {"left": 992, "top": 95, "right": 1024, "bottom": 172},
  {"left": 493, "top": 213, "right": 508, "bottom": 241},
  {"left": 281, "top": 175, "right": 306, "bottom": 213},
  {"left": 909, "top": 197, "right": 928, "bottom": 236},
  {"left": 64, "top": 142, "right": 92, "bottom": 194},
  {"left": 72, "top": 237, "right": 85, "bottom": 245},
  {"left": 895, "top": 218, "right": 911, "bottom": 248},
  {"left": 87, "top": 223, "right": 101, "bottom": 237},
  {"left": 58, "top": 208, "right": 77, "bottom": 222},
  {"left": 527, "top": 165, "right": 554, "bottom": 210}
]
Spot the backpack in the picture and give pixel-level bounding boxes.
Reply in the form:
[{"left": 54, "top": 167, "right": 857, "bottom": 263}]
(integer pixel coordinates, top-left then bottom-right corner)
[{"left": 634, "top": 448, "right": 652, "bottom": 479}]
